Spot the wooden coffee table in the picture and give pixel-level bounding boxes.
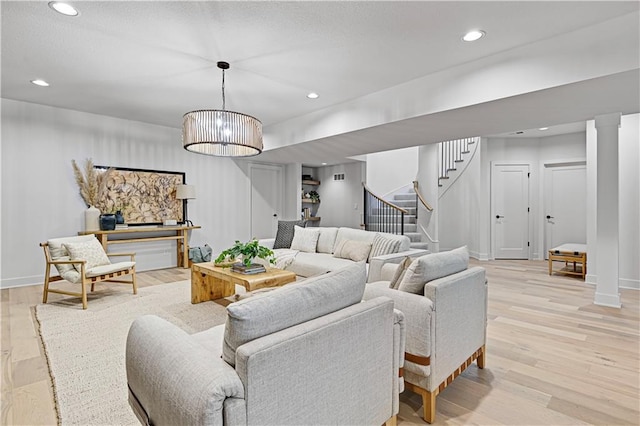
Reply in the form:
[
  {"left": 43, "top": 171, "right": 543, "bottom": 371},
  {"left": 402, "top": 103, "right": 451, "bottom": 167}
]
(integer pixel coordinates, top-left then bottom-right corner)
[{"left": 191, "top": 263, "right": 297, "bottom": 304}]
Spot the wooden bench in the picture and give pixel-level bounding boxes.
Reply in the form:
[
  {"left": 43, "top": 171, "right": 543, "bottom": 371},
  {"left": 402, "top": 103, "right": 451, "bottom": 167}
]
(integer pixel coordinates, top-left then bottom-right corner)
[{"left": 548, "top": 243, "right": 587, "bottom": 280}]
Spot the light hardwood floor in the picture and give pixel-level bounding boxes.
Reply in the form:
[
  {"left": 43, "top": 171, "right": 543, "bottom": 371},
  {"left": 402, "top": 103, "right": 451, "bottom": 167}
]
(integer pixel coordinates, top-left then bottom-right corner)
[{"left": 1, "top": 260, "right": 638, "bottom": 425}]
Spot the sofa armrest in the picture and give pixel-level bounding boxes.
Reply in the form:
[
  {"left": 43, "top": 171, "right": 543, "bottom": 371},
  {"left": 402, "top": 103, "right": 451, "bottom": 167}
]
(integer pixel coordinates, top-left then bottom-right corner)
[
  {"left": 258, "top": 238, "right": 275, "bottom": 249},
  {"left": 126, "top": 315, "right": 244, "bottom": 426},
  {"left": 363, "top": 282, "right": 433, "bottom": 359},
  {"left": 368, "top": 248, "right": 429, "bottom": 282}
]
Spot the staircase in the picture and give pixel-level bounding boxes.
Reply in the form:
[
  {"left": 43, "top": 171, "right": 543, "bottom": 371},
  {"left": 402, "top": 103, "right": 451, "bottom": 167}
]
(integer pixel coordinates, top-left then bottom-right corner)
[{"left": 387, "top": 188, "right": 429, "bottom": 250}]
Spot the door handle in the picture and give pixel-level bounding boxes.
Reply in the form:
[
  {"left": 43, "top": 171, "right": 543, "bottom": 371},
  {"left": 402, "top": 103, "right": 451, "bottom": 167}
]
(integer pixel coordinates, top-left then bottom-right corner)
[
  {"left": 546, "top": 215, "right": 554, "bottom": 219},
  {"left": 496, "top": 215, "right": 504, "bottom": 219}
]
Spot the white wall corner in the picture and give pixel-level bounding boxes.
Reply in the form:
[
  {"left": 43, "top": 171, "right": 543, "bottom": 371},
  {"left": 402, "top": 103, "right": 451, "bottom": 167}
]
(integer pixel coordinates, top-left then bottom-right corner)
[
  {"left": 585, "top": 274, "right": 597, "bottom": 286},
  {"left": 594, "top": 292, "right": 622, "bottom": 308}
]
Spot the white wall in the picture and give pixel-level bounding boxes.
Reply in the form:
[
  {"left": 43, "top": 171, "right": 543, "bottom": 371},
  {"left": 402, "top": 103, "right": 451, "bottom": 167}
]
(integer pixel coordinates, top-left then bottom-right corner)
[
  {"left": 366, "top": 147, "right": 418, "bottom": 196},
  {"left": 438, "top": 143, "right": 482, "bottom": 256},
  {"left": 439, "top": 132, "right": 587, "bottom": 260},
  {"left": 0, "top": 99, "right": 267, "bottom": 288},
  {"left": 316, "top": 162, "right": 365, "bottom": 229}
]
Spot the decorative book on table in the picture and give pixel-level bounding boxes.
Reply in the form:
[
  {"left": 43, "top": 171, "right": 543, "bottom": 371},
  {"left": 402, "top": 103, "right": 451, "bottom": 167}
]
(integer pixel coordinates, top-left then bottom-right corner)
[{"left": 231, "top": 263, "right": 266, "bottom": 274}]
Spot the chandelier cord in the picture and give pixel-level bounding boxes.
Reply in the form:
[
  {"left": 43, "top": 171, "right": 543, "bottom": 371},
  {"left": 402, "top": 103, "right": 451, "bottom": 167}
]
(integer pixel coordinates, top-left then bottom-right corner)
[{"left": 221, "top": 69, "right": 226, "bottom": 111}]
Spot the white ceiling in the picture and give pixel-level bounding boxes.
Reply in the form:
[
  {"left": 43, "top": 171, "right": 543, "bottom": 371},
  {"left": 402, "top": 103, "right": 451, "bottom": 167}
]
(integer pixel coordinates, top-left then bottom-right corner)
[{"left": 2, "top": 1, "right": 639, "bottom": 164}]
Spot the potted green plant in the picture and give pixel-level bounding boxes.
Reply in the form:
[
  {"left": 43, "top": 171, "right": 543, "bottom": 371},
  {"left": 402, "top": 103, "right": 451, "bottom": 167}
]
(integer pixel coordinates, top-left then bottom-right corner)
[
  {"left": 308, "top": 190, "right": 320, "bottom": 203},
  {"left": 215, "top": 239, "right": 276, "bottom": 267}
]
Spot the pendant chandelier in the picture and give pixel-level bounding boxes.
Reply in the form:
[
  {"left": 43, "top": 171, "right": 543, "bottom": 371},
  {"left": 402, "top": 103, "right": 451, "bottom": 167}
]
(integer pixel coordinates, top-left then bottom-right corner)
[{"left": 182, "top": 61, "right": 263, "bottom": 157}]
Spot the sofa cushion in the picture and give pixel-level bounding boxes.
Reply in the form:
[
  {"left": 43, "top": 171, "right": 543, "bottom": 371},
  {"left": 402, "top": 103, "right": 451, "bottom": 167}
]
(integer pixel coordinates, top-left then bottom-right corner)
[
  {"left": 369, "top": 233, "right": 402, "bottom": 261},
  {"left": 290, "top": 226, "right": 320, "bottom": 252},
  {"left": 222, "top": 262, "right": 367, "bottom": 366},
  {"left": 332, "top": 227, "right": 377, "bottom": 254},
  {"left": 286, "top": 252, "right": 354, "bottom": 278},
  {"left": 389, "top": 256, "right": 413, "bottom": 290},
  {"left": 273, "top": 220, "right": 307, "bottom": 249},
  {"left": 333, "top": 239, "right": 373, "bottom": 262},
  {"left": 398, "top": 246, "right": 469, "bottom": 294},
  {"left": 63, "top": 238, "right": 111, "bottom": 271},
  {"left": 316, "top": 227, "right": 339, "bottom": 253}
]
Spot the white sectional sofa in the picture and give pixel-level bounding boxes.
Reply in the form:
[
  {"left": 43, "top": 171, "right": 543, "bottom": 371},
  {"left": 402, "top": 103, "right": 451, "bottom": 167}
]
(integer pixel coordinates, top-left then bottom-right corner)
[{"left": 260, "top": 225, "right": 428, "bottom": 280}]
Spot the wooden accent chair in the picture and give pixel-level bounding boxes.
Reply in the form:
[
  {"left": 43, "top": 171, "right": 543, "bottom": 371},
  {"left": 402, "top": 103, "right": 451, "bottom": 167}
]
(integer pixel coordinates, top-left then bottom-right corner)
[
  {"left": 364, "top": 247, "right": 487, "bottom": 423},
  {"left": 41, "top": 235, "right": 137, "bottom": 309}
]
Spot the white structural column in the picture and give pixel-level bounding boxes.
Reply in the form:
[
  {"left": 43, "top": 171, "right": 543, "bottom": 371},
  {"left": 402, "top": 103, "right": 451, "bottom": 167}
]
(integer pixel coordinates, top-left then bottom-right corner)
[{"left": 594, "top": 113, "right": 622, "bottom": 308}]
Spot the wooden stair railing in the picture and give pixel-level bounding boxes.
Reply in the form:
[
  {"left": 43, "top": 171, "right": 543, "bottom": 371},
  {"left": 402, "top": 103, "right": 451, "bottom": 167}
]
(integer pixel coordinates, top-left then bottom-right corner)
[
  {"left": 363, "top": 182, "right": 408, "bottom": 235},
  {"left": 412, "top": 181, "right": 433, "bottom": 220}
]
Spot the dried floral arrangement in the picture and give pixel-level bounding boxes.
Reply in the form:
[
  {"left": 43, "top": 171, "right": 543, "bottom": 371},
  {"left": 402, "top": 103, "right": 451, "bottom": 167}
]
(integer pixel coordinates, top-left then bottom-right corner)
[{"left": 71, "top": 158, "right": 113, "bottom": 212}]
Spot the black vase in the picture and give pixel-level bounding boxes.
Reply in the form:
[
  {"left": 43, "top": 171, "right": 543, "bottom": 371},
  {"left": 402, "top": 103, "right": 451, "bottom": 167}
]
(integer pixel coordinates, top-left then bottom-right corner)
[
  {"left": 115, "top": 210, "right": 125, "bottom": 224},
  {"left": 100, "top": 214, "right": 117, "bottom": 231}
]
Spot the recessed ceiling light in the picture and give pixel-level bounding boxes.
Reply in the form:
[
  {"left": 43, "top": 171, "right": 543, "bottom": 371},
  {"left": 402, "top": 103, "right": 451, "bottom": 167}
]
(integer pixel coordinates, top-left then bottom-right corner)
[
  {"left": 462, "top": 30, "right": 485, "bottom": 42},
  {"left": 31, "top": 79, "right": 50, "bottom": 87},
  {"left": 307, "top": 92, "right": 319, "bottom": 99},
  {"left": 539, "top": 127, "right": 549, "bottom": 131},
  {"left": 321, "top": 162, "right": 327, "bottom": 165},
  {"left": 48, "top": 2, "right": 79, "bottom": 16}
]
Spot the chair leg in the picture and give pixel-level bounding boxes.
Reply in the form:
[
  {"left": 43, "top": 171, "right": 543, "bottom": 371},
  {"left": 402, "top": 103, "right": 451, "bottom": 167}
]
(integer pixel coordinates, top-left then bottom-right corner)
[
  {"left": 423, "top": 390, "right": 436, "bottom": 424},
  {"left": 132, "top": 268, "right": 138, "bottom": 295},
  {"left": 81, "top": 278, "right": 88, "bottom": 310},
  {"left": 384, "top": 415, "right": 397, "bottom": 426},
  {"left": 91, "top": 282, "right": 95, "bottom": 292},
  {"left": 42, "top": 268, "right": 51, "bottom": 304},
  {"left": 477, "top": 345, "right": 486, "bottom": 369}
]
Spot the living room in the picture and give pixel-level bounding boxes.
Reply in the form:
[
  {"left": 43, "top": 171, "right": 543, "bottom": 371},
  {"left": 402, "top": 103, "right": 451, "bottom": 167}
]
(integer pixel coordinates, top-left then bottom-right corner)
[{"left": 2, "top": 1, "right": 639, "bottom": 425}]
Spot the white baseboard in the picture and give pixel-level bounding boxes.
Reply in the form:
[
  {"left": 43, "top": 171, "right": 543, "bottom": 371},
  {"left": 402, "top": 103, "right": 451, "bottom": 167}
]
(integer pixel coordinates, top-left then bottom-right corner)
[
  {"left": 469, "top": 250, "right": 490, "bottom": 261},
  {"left": 594, "top": 292, "right": 622, "bottom": 308},
  {"left": 583, "top": 274, "right": 639, "bottom": 290},
  {"left": 0, "top": 275, "right": 43, "bottom": 289},
  {"left": 620, "top": 278, "right": 640, "bottom": 290}
]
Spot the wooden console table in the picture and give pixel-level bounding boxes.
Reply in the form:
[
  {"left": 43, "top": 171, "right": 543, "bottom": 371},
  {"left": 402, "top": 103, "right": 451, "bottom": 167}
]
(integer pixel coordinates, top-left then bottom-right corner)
[{"left": 79, "top": 225, "right": 201, "bottom": 269}]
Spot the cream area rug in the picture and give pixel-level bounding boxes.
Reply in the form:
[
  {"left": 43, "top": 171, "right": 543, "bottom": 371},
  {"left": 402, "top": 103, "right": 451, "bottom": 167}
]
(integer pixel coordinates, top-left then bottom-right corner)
[{"left": 35, "top": 280, "right": 228, "bottom": 426}]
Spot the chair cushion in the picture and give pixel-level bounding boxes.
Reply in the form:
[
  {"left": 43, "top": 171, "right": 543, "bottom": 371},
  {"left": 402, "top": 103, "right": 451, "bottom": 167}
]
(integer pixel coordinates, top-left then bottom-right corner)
[
  {"left": 273, "top": 220, "right": 307, "bottom": 249},
  {"left": 389, "top": 256, "right": 413, "bottom": 290},
  {"left": 369, "top": 233, "right": 402, "bottom": 261},
  {"left": 63, "top": 238, "right": 111, "bottom": 271},
  {"left": 47, "top": 235, "right": 97, "bottom": 276},
  {"left": 86, "top": 261, "right": 135, "bottom": 278},
  {"left": 222, "top": 262, "right": 367, "bottom": 366},
  {"left": 290, "top": 226, "right": 320, "bottom": 253},
  {"left": 398, "top": 246, "right": 469, "bottom": 294},
  {"left": 316, "top": 227, "right": 339, "bottom": 253},
  {"left": 333, "top": 239, "right": 373, "bottom": 262}
]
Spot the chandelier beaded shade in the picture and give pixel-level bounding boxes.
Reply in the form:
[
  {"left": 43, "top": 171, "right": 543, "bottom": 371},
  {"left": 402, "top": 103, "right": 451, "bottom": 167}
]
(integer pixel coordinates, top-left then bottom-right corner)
[{"left": 182, "top": 61, "right": 263, "bottom": 157}]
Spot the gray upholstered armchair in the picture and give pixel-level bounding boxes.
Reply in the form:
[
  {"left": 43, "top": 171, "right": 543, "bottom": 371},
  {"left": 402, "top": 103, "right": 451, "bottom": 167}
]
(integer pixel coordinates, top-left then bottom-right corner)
[
  {"left": 364, "top": 247, "right": 487, "bottom": 423},
  {"left": 126, "top": 263, "right": 405, "bottom": 426}
]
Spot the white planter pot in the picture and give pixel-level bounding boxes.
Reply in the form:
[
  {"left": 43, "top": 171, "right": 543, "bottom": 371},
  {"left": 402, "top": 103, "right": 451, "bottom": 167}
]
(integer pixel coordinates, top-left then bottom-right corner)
[{"left": 85, "top": 206, "right": 100, "bottom": 231}]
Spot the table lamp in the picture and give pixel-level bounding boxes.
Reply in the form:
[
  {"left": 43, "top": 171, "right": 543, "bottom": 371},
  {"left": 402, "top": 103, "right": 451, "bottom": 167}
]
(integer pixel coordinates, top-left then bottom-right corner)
[{"left": 175, "top": 184, "right": 196, "bottom": 226}]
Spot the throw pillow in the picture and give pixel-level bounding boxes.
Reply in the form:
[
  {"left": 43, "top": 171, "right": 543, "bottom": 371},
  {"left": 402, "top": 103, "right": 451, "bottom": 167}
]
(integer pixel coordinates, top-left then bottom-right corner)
[
  {"left": 369, "top": 234, "right": 402, "bottom": 260},
  {"left": 273, "top": 220, "right": 307, "bottom": 249},
  {"left": 398, "top": 246, "right": 469, "bottom": 294},
  {"left": 222, "top": 262, "right": 367, "bottom": 366},
  {"left": 290, "top": 226, "right": 320, "bottom": 253},
  {"left": 316, "top": 227, "right": 339, "bottom": 254},
  {"left": 333, "top": 239, "right": 373, "bottom": 262},
  {"left": 389, "top": 256, "right": 413, "bottom": 290},
  {"left": 63, "top": 239, "right": 111, "bottom": 272}
]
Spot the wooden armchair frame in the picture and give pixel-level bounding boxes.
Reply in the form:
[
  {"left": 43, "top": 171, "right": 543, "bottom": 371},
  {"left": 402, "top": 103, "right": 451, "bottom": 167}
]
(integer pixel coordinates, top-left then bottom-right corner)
[{"left": 40, "top": 242, "right": 137, "bottom": 309}]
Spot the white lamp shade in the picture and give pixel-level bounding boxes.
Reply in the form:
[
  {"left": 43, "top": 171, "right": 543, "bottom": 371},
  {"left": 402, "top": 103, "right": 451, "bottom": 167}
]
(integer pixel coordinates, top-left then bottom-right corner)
[{"left": 175, "top": 184, "right": 196, "bottom": 200}]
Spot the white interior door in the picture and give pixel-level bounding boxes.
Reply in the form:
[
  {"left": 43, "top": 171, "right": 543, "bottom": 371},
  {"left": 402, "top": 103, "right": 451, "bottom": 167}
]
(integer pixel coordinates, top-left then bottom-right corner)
[
  {"left": 250, "top": 164, "right": 283, "bottom": 239},
  {"left": 492, "top": 163, "right": 530, "bottom": 259},
  {"left": 544, "top": 163, "right": 587, "bottom": 258}
]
